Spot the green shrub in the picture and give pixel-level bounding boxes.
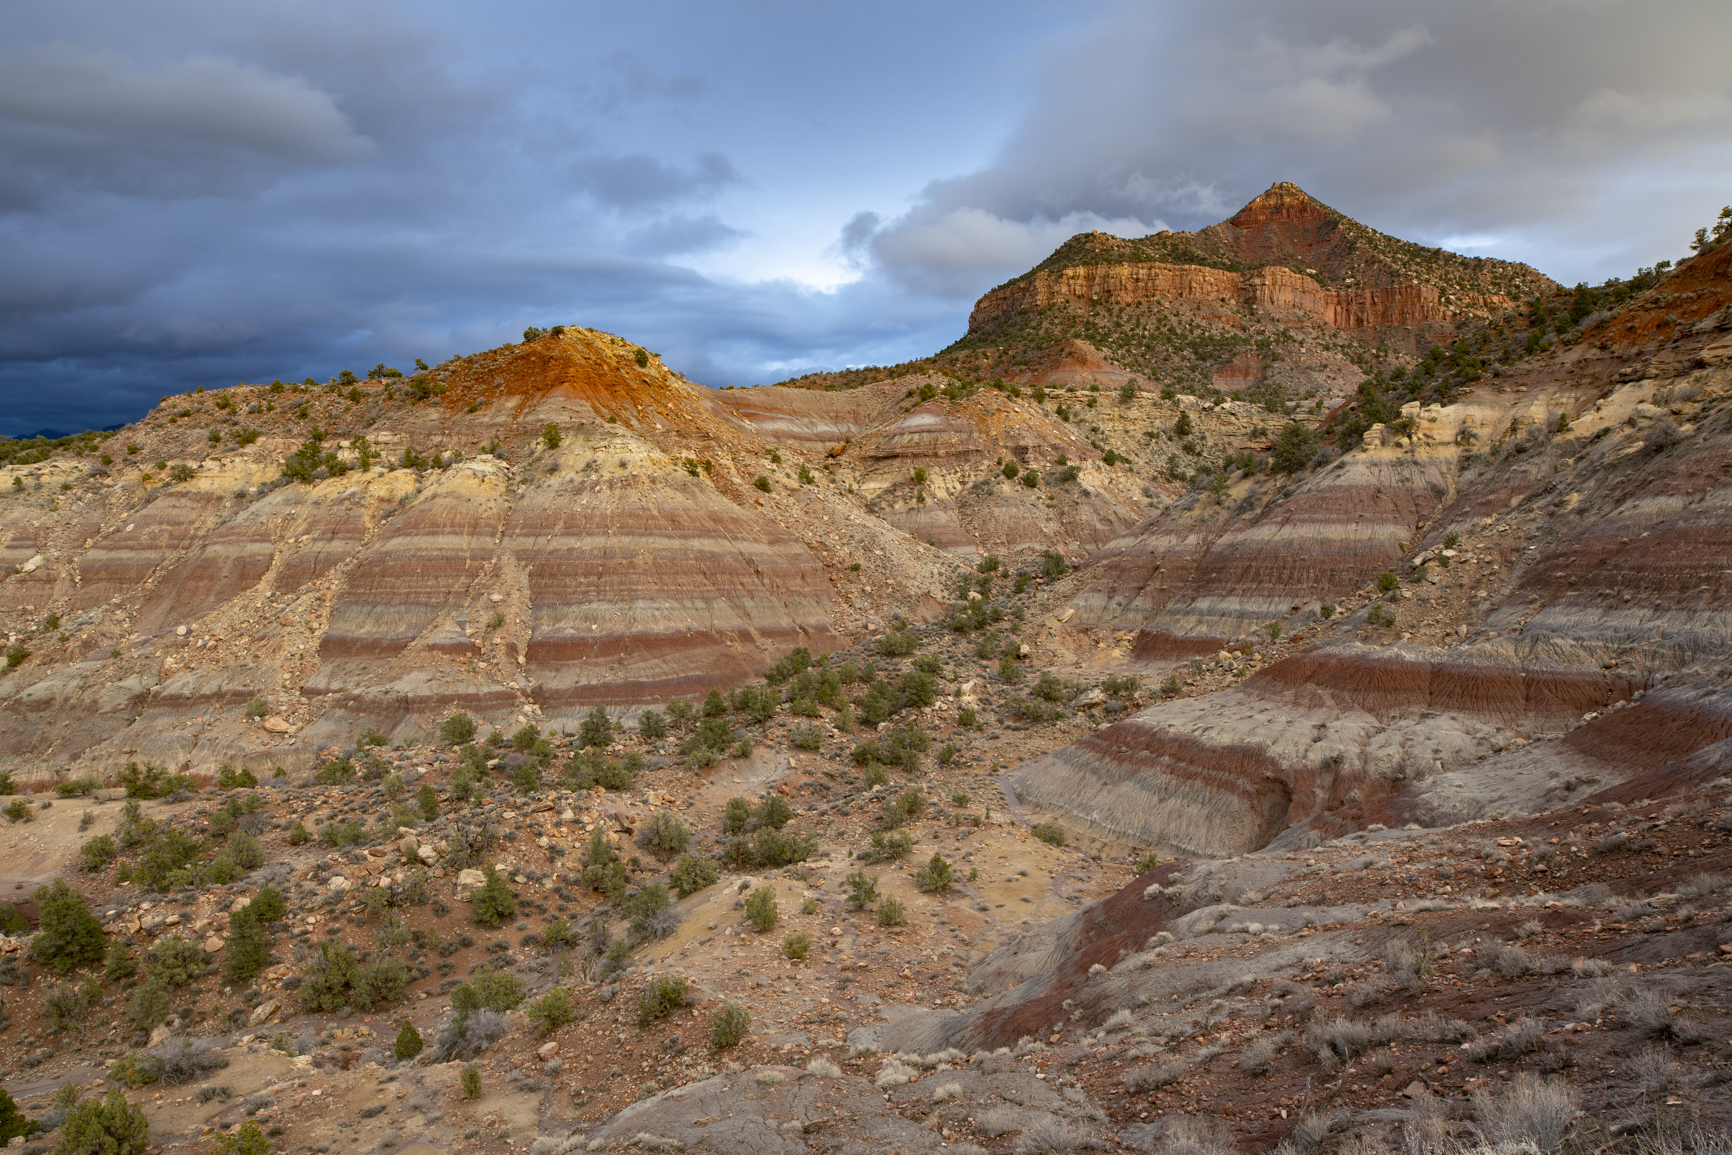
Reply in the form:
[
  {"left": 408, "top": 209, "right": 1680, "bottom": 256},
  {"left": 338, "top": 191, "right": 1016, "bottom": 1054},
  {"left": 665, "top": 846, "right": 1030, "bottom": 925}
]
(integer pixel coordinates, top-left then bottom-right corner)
[
  {"left": 223, "top": 909, "right": 268, "bottom": 982},
  {"left": 56, "top": 1090, "right": 149, "bottom": 1155},
  {"left": 744, "top": 826, "right": 819, "bottom": 869},
  {"left": 789, "top": 723, "right": 822, "bottom": 751},
  {"left": 637, "top": 974, "right": 691, "bottom": 1025},
  {"left": 526, "top": 988, "right": 576, "bottom": 1033},
  {"left": 125, "top": 982, "right": 171, "bottom": 1031},
  {"left": 580, "top": 705, "right": 615, "bottom": 749},
  {"left": 80, "top": 834, "right": 118, "bottom": 872},
  {"left": 104, "top": 938, "right": 136, "bottom": 981},
  {"left": 669, "top": 852, "right": 718, "bottom": 898},
  {"left": 460, "top": 1064, "right": 482, "bottom": 1099},
  {"left": 638, "top": 710, "right": 666, "bottom": 740},
  {"left": 543, "top": 917, "right": 581, "bottom": 951},
  {"left": 244, "top": 697, "right": 269, "bottom": 719},
  {"left": 721, "top": 797, "right": 750, "bottom": 835},
  {"left": 300, "top": 940, "right": 407, "bottom": 1014},
  {"left": 708, "top": 1002, "right": 750, "bottom": 1048},
  {"left": 623, "top": 883, "right": 674, "bottom": 940},
  {"left": 216, "top": 764, "right": 258, "bottom": 790},
  {"left": 314, "top": 758, "right": 356, "bottom": 785},
  {"left": 752, "top": 794, "right": 793, "bottom": 830},
  {"left": 43, "top": 980, "right": 97, "bottom": 1032},
  {"left": 439, "top": 969, "right": 519, "bottom": 1018},
  {"left": 864, "top": 830, "right": 914, "bottom": 862},
  {"left": 288, "top": 819, "right": 309, "bottom": 845},
  {"left": 884, "top": 787, "right": 924, "bottom": 828},
  {"left": 784, "top": 933, "right": 810, "bottom": 960},
  {"left": 31, "top": 880, "right": 105, "bottom": 972},
  {"left": 1376, "top": 570, "right": 1399, "bottom": 592},
  {"left": 0, "top": 1089, "right": 37, "bottom": 1144},
  {"left": 634, "top": 811, "right": 690, "bottom": 861},
  {"left": 319, "top": 820, "right": 367, "bottom": 848},
  {"left": 469, "top": 868, "right": 517, "bottom": 926},
  {"left": 876, "top": 896, "right": 906, "bottom": 926},
  {"left": 214, "top": 1121, "right": 270, "bottom": 1155},
  {"left": 394, "top": 1019, "right": 423, "bottom": 1061},
  {"left": 957, "top": 706, "right": 977, "bottom": 728},
  {"left": 1039, "top": 549, "right": 1067, "bottom": 578},
  {"left": 843, "top": 872, "right": 879, "bottom": 910},
  {"left": 440, "top": 713, "right": 477, "bottom": 744},
  {"left": 118, "top": 761, "right": 191, "bottom": 799},
  {"left": 745, "top": 886, "right": 778, "bottom": 932},
  {"left": 915, "top": 853, "right": 953, "bottom": 894},
  {"left": 1031, "top": 821, "right": 1066, "bottom": 846},
  {"left": 874, "top": 630, "right": 919, "bottom": 656},
  {"left": 4, "top": 799, "right": 31, "bottom": 824},
  {"left": 145, "top": 935, "right": 206, "bottom": 987},
  {"left": 753, "top": 475, "right": 771, "bottom": 492},
  {"left": 229, "top": 830, "right": 265, "bottom": 869}
]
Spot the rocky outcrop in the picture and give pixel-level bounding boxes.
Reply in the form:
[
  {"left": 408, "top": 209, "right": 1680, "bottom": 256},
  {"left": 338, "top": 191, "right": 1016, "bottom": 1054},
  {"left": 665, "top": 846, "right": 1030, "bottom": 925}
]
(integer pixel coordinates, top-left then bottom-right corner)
[{"left": 970, "top": 259, "right": 1515, "bottom": 334}]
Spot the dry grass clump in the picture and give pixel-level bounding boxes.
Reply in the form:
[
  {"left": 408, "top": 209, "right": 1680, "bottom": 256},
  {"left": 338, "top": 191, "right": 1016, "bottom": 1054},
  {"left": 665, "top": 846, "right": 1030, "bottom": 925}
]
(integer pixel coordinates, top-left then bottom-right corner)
[
  {"left": 1622, "top": 987, "right": 1697, "bottom": 1042},
  {"left": 1377, "top": 1011, "right": 1475, "bottom": 1045},
  {"left": 1305, "top": 1017, "right": 1372, "bottom": 1067},
  {"left": 1151, "top": 1115, "right": 1238, "bottom": 1155},
  {"left": 874, "top": 1057, "right": 917, "bottom": 1088},
  {"left": 804, "top": 1056, "right": 841, "bottom": 1078},
  {"left": 1470, "top": 1017, "right": 1545, "bottom": 1063},
  {"left": 1125, "top": 1056, "right": 1189, "bottom": 1090},
  {"left": 1471, "top": 1074, "right": 1578, "bottom": 1154},
  {"left": 1680, "top": 871, "right": 1729, "bottom": 899},
  {"left": 1015, "top": 1115, "right": 1082, "bottom": 1155},
  {"left": 1571, "top": 957, "right": 1614, "bottom": 978},
  {"left": 931, "top": 1081, "right": 963, "bottom": 1103},
  {"left": 975, "top": 1108, "right": 1022, "bottom": 1136},
  {"left": 1632, "top": 1125, "right": 1732, "bottom": 1155},
  {"left": 1474, "top": 943, "right": 1533, "bottom": 979},
  {"left": 1632, "top": 1046, "right": 1680, "bottom": 1092},
  {"left": 1239, "top": 1033, "right": 1288, "bottom": 1075}
]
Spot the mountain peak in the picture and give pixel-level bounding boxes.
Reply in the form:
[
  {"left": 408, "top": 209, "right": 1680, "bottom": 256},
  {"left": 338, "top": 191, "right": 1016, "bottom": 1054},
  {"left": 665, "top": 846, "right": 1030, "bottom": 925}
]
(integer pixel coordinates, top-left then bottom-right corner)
[{"left": 1232, "top": 180, "right": 1325, "bottom": 219}]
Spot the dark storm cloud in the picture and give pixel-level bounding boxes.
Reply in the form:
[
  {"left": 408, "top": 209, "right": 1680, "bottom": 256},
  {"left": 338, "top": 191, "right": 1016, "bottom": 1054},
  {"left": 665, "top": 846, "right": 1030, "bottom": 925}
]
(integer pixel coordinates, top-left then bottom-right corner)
[{"left": 0, "top": 45, "right": 373, "bottom": 207}]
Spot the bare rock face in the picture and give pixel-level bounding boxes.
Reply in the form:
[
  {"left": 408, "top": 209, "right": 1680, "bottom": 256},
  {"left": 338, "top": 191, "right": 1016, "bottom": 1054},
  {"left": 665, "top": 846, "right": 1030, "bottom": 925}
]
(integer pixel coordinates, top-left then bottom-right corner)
[{"left": 503, "top": 425, "right": 839, "bottom": 713}]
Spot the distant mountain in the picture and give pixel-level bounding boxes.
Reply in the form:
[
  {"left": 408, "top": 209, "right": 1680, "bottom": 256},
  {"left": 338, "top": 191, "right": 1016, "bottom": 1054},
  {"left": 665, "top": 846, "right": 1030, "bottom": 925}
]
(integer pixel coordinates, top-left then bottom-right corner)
[{"left": 780, "top": 181, "right": 1559, "bottom": 407}]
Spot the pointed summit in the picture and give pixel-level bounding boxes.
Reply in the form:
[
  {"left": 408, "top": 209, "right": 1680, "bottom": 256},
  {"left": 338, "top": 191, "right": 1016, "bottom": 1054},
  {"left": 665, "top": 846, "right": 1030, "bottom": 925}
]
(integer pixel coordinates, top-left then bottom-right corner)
[
  {"left": 1231, "top": 180, "right": 1328, "bottom": 221},
  {"left": 1006, "top": 180, "right": 1552, "bottom": 301}
]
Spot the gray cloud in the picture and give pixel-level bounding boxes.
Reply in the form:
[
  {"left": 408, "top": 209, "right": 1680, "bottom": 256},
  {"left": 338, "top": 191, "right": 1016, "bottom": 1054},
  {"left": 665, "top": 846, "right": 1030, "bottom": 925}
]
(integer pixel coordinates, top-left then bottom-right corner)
[
  {"left": 863, "top": 0, "right": 1732, "bottom": 292},
  {"left": 572, "top": 151, "right": 739, "bottom": 209},
  {"left": 0, "top": 45, "right": 372, "bottom": 207}
]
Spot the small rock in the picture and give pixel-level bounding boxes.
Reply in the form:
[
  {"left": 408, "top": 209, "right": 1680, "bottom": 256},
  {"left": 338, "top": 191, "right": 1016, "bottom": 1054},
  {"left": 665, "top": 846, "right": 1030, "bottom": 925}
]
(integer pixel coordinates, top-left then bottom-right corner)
[
  {"left": 328, "top": 876, "right": 350, "bottom": 894},
  {"left": 1402, "top": 1080, "right": 1428, "bottom": 1098},
  {"left": 537, "top": 1041, "right": 559, "bottom": 1060},
  {"left": 249, "top": 1000, "right": 281, "bottom": 1027},
  {"left": 262, "top": 716, "right": 292, "bottom": 734},
  {"left": 202, "top": 935, "right": 224, "bottom": 954},
  {"left": 455, "top": 868, "right": 487, "bottom": 896}
]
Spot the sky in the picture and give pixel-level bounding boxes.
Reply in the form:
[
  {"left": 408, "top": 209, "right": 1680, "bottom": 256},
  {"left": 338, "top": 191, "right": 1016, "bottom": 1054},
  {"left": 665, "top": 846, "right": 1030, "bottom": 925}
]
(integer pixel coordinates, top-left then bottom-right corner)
[{"left": 3, "top": 0, "right": 1730, "bottom": 434}]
